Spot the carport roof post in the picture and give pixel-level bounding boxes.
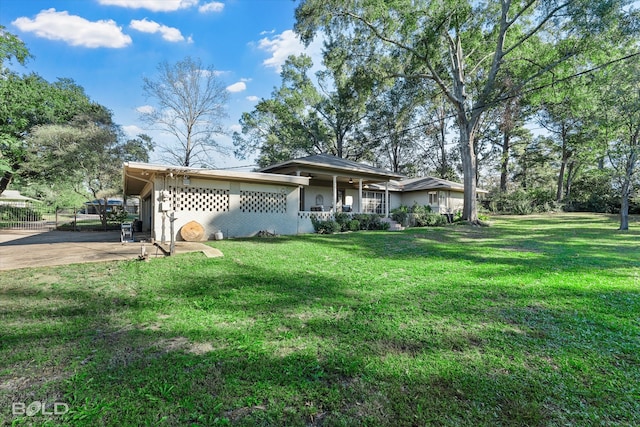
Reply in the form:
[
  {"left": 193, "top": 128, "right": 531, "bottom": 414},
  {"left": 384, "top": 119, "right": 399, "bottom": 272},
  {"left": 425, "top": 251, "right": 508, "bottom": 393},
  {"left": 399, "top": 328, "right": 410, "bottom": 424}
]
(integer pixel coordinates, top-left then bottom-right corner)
[{"left": 123, "top": 162, "right": 311, "bottom": 196}]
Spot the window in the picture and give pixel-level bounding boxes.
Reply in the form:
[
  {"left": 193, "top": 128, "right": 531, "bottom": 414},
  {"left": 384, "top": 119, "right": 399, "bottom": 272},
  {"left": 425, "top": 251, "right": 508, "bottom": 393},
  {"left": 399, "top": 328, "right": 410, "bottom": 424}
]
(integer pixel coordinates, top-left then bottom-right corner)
[
  {"left": 362, "top": 191, "right": 387, "bottom": 214},
  {"left": 428, "top": 191, "right": 438, "bottom": 205}
]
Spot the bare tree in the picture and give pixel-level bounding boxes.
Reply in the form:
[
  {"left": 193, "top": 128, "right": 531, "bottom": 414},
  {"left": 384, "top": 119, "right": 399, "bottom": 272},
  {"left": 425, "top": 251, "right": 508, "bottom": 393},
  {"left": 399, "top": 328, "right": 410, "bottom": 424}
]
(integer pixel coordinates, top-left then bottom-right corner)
[{"left": 141, "top": 57, "right": 229, "bottom": 167}]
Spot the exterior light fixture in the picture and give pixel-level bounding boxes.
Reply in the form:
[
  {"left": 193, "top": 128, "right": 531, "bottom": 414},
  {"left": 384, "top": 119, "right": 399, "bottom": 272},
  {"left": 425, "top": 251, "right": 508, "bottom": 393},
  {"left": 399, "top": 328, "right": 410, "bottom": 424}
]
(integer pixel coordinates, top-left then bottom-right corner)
[
  {"left": 348, "top": 178, "right": 353, "bottom": 184},
  {"left": 183, "top": 175, "right": 190, "bottom": 186}
]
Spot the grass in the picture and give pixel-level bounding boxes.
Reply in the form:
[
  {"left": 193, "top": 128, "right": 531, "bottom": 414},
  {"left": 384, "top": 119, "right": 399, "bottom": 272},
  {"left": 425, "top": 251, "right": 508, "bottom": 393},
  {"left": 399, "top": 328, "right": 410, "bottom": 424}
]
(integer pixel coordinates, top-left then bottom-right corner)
[{"left": 0, "top": 213, "right": 638, "bottom": 426}]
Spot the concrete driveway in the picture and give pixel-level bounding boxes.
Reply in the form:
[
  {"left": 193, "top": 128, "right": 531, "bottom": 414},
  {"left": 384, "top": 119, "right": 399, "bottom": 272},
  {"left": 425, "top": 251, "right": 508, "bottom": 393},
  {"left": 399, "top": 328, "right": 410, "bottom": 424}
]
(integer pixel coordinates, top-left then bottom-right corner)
[{"left": 0, "top": 230, "right": 222, "bottom": 271}]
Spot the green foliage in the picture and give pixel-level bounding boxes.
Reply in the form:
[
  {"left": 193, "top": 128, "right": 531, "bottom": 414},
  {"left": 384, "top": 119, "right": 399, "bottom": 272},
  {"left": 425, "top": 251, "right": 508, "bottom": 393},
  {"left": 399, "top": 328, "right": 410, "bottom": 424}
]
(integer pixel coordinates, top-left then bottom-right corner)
[
  {"left": 333, "top": 212, "right": 351, "bottom": 231},
  {"left": 489, "top": 189, "right": 560, "bottom": 215},
  {"left": 408, "top": 203, "right": 446, "bottom": 227},
  {"left": 416, "top": 211, "right": 448, "bottom": 227},
  {"left": 564, "top": 170, "right": 620, "bottom": 213},
  {"left": 352, "top": 213, "right": 387, "bottom": 230},
  {"left": 106, "top": 207, "right": 130, "bottom": 225},
  {"left": 348, "top": 219, "right": 360, "bottom": 231},
  {"left": 234, "top": 52, "right": 375, "bottom": 166},
  {"left": 390, "top": 205, "right": 409, "bottom": 225},
  {"left": 0, "top": 25, "right": 31, "bottom": 67},
  {"left": 310, "top": 215, "right": 341, "bottom": 234},
  {"left": 0, "top": 205, "right": 42, "bottom": 222}
]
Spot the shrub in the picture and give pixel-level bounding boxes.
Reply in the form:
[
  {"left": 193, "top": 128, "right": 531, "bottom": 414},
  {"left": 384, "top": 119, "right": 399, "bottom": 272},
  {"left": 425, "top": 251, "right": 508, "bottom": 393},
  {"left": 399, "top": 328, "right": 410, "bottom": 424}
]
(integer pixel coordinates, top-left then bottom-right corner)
[
  {"left": 487, "top": 189, "right": 547, "bottom": 215},
  {"left": 333, "top": 212, "right": 351, "bottom": 232},
  {"left": 391, "top": 205, "right": 409, "bottom": 226},
  {"left": 348, "top": 219, "right": 360, "bottom": 231},
  {"left": 107, "top": 207, "right": 130, "bottom": 224},
  {"left": 411, "top": 203, "right": 445, "bottom": 226},
  {"left": 415, "top": 212, "right": 447, "bottom": 227},
  {"left": 311, "top": 216, "right": 341, "bottom": 234},
  {"left": 353, "top": 214, "right": 387, "bottom": 230}
]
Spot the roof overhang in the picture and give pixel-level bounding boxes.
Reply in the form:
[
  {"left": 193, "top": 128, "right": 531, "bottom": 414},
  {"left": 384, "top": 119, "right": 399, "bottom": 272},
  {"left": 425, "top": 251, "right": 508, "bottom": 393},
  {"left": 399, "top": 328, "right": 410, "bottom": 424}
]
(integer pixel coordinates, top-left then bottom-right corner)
[
  {"left": 258, "top": 154, "right": 405, "bottom": 184},
  {"left": 123, "top": 162, "right": 310, "bottom": 196}
]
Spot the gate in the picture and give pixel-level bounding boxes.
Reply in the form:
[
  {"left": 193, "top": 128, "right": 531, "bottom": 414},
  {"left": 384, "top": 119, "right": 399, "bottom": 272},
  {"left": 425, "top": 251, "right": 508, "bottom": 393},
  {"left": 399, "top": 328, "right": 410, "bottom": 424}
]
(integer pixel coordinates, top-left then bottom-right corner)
[{"left": 0, "top": 202, "right": 71, "bottom": 231}]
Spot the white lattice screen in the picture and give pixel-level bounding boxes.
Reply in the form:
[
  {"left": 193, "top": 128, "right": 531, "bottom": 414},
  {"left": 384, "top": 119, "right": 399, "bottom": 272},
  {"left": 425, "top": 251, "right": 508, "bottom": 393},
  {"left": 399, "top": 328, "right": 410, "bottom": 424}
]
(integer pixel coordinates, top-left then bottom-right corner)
[
  {"left": 240, "top": 190, "right": 286, "bottom": 213},
  {"left": 169, "top": 186, "right": 230, "bottom": 212}
]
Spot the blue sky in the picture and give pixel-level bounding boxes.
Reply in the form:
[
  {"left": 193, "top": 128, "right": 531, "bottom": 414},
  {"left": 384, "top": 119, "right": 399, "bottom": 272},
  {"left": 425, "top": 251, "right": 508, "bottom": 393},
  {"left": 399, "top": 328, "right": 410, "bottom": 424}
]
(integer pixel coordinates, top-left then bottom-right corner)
[{"left": 1, "top": 0, "right": 323, "bottom": 168}]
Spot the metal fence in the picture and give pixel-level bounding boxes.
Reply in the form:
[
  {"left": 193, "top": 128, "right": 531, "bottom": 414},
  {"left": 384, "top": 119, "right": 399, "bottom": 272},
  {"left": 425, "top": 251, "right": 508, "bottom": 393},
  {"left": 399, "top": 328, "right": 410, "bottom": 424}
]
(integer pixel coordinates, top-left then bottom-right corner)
[{"left": 0, "top": 202, "right": 97, "bottom": 231}]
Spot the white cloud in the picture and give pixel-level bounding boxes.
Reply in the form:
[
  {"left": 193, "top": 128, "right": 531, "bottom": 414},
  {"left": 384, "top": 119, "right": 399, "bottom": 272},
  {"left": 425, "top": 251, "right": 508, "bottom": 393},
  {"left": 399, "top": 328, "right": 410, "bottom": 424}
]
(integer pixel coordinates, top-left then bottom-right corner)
[
  {"left": 122, "top": 125, "right": 144, "bottom": 136},
  {"left": 226, "top": 81, "right": 246, "bottom": 93},
  {"left": 257, "top": 29, "right": 323, "bottom": 73},
  {"left": 199, "top": 2, "right": 224, "bottom": 13},
  {"left": 136, "top": 105, "right": 155, "bottom": 114},
  {"left": 229, "top": 124, "right": 242, "bottom": 133},
  {"left": 246, "top": 95, "right": 259, "bottom": 102},
  {"left": 12, "top": 8, "right": 131, "bottom": 48},
  {"left": 130, "top": 19, "right": 190, "bottom": 43},
  {"left": 98, "top": 0, "right": 198, "bottom": 12}
]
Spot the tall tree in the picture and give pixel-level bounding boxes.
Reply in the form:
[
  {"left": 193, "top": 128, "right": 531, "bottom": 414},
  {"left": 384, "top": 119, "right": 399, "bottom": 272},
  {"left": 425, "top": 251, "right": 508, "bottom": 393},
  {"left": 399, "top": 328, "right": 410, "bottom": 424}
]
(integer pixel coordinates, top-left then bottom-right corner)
[
  {"left": 0, "top": 74, "right": 97, "bottom": 194},
  {"left": 234, "top": 55, "right": 329, "bottom": 167},
  {"left": 0, "top": 26, "right": 31, "bottom": 193},
  {"left": 295, "top": 0, "right": 633, "bottom": 223},
  {"left": 0, "top": 25, "right": 30, "bottom": 70},
  {"left": 25, "top": 107, "right": 151, "bottom": 228},
  {"left": 416, "top": 94, "right": 460, "bottom": 181},
  {"left": 366, "top": 78, "right": 421, "bottom": 174},
  {"left": 141, "top": 56, "right": 229, "bottom": 167},
  {"left": 234, "top": 53, "right": 372, "bottom": 166},
  {"left": 597, "top": 56, "right": 640, "bottom": 230}
]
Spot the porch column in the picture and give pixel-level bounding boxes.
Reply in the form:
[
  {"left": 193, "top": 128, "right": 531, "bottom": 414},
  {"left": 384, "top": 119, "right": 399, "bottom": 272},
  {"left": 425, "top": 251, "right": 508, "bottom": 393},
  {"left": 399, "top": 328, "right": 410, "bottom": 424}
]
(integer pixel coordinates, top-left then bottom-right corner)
[
  {"left": 296, "top": 171, "right": 302, "bottom": 212},
  {"left": 332, "top": 175, "right": 337, "bottom": 213},
  {"left": 385, "top": 181, "right": 389, "bottom": 218},
  {"left": 358, "top": 179, "right": 363, "bottom": 213}
]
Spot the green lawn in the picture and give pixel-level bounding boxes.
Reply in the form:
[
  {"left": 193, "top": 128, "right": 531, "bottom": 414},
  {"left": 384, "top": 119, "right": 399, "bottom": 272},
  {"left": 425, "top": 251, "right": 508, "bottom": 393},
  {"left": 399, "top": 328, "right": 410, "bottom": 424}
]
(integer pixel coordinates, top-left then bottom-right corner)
[{"left": 1, "top": 213, "right": 638, "bottom": 426}]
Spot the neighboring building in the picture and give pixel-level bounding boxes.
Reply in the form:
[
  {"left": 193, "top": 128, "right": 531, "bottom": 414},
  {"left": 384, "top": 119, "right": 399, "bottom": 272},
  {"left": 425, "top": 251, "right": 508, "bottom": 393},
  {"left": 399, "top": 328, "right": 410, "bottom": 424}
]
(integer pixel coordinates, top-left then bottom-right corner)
[
  {"left": 84, "top": 198, "right": 139, "bottom": 214},
  {"left": 0, "top": 190, "right": 39, "bottom": 207},
  {"left": 123, "top": 154, "right": 486, "bottom": 241}
]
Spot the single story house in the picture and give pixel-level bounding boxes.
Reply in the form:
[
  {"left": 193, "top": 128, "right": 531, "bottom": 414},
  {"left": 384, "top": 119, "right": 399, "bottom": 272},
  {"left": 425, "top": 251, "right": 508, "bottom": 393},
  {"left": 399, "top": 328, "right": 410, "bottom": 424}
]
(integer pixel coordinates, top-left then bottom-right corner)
[
  {"left": 83, "top": 198, "right": 139, "bottom": 214},
  {"left": 0, "top": 190, "right": 39, "bottom": 207},
  {"left": 123, "top": 154, "right": 486, "bottom": 241}
]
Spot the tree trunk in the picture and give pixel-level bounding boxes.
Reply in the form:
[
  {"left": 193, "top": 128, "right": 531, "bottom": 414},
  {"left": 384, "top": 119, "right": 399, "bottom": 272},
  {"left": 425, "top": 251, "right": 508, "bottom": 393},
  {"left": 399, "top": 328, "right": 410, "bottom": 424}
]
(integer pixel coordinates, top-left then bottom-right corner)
[
  {"left": 0, "top": 171, "right": 13, "bottom": 196},
  {"left": 619, "top": 180, "right": 629, "bottom": 231},
  {"left": 619, "top": 149, "right": 637, "bottom": 231},
  {"left": 500, "top": 132, "right": 510, "bottom": 192},
  {"left": 565, "top": 161, "right": 579, "bottom": 200},
  {"left": 459, "top": 125, "right": 478, "bottom": 223},
  {"left": 101, "top": 196, "right": 109, "bottom": 231}
]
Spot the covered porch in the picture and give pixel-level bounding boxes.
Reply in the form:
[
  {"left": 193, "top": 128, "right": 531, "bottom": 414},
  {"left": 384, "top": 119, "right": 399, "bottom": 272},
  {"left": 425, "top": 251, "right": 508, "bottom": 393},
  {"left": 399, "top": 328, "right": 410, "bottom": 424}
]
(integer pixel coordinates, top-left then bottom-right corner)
[{"left": 259, "top": 154, "right": 405, "bottom": 217}]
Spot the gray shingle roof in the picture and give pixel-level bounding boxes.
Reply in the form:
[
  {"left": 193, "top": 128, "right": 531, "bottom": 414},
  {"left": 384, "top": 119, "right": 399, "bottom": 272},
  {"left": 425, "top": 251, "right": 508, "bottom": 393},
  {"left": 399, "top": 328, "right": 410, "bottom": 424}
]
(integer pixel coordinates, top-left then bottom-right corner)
[{"left": 258, "top": 154, "right": 406, "bottom": 179}]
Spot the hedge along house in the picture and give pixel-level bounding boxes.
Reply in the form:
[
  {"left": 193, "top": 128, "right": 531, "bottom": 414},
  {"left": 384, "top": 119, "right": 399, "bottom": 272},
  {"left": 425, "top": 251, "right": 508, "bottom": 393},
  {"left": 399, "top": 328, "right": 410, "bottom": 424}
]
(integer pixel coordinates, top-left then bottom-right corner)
[
  {"left": 367, "top": 175, "right": 489, "bottom": 217},
  {"left": 123, "top": 162, "right": 310, "bottom": 241}
]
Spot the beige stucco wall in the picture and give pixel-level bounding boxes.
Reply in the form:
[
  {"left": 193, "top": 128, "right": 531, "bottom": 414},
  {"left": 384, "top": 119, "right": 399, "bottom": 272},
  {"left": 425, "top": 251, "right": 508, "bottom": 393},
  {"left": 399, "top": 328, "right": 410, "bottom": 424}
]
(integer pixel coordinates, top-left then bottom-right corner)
[
  {"left": 401, "top": 190, "right": 465, "bottom": 213},
  {"left": 149, "top": 176, "right": 302, "bottom": 240}
]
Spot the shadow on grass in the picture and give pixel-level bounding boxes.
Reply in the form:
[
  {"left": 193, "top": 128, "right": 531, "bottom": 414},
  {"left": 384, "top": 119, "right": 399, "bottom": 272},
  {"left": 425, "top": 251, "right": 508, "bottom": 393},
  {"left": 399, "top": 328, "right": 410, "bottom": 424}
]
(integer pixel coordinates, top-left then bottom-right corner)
[
  {"left": 2, "top": 264, "right": 638, "bottom": 425},
  {"left": 304, "top": 215, "right": 640, "bottom": 277},
  {"left": 1, "top": 214, "right": 639, "bottom": 425}
]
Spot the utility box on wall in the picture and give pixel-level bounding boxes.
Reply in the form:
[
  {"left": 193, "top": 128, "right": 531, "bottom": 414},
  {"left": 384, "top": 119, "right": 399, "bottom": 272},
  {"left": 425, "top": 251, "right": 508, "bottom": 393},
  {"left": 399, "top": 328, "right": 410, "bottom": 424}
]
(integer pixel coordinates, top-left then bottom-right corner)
[{"left": 159, "top": 190, "right": 171, "bottom": 212}]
